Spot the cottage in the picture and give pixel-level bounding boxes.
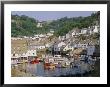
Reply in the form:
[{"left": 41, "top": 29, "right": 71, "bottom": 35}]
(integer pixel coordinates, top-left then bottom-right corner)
[
  {"left": 38, "top": 45, "right": 46, "bottom": 49},
  {"left": 87, "top": 28, "right": 94, "bottom": 35},
  {"left": 53, "top": 41, "right": 66, "bottom": 54},
  {"left": 63, "top": 43, "right": 75, "bottom": 51},
  {"left": 50, "top": 29, "right": 54, "bottom": 33},
  {"left": 80, "top": 28, "right": 88, "bottom": 35},
  {"left": 11, "top": 37, "right": 22, "bottom": 40},
  {"left": 93, "top": 25, "right": 99, "bottom": 33},
  {"left": 69, "top": 28, "right": 81, "bottom": 37},
  {"left": 65, "top": 33, "right": 70, "bottom": 39},
  {"left": 63, "top": 45, "right": 70, "bottom": 51},
  {"left": 66, "top": 40, "right": 89, "bottom": 50},
  {"left": 77, "top": 43, "right": 88, "bottom": 49},
  {"left": 65, "top": 40, "right": 79, "bottom": 49},
  {"left": 26, "top": 49, "right": 37, "bottom": 61},
  {"left": 47, "top": 33, "right": 53, "bottom": 36},
  {"left": 39, "top": 34, "right": 45, "bottom": 38},
  {"left": 58, "top": 36, "right": 65, "bottom": 41},
  {"left": 26, "top": 50, "right": 37, "bottom": 56},
  {"left": 37, "top": 22, "right": 43, "bottom": 27},
  {"left": 30, "top": 45, "right": 45, "bottom": 50},
  {"left": 11, "top": 52, "right": 28, "bottom": 64},
  {"left": 57, "top": 41, "right": 66, "bottom": 47},
  {"left": 45, "top": 43, "right": 53, "bottom": 48},
  {"left": 11, "top": 53, "right": 20, "bottom": 65}
]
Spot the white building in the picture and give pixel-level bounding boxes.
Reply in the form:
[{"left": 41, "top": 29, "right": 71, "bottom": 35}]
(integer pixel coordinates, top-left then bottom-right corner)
[
  {"left": 63, "top": 44, "right": 74, "bottom": 51},
  {"left": 39, "top": 34, "right": 45, "bottom": 38},
  {"left": 45, "top": 43, "right": 52, "bottom": 48},
  {"left": 36, "top": 45, "right": 46, "bottom": 50},
  {"left": 65, "top": 33, "right": 70, "bottom": 39},
  {"left": 37, "top": 22, "right": 43, "bottom": 27},
  {"left": 11, "top": 37, "right": 22, "bottom": 40},
  {"left": 70, "top": 40, "right": 88, "bottom": 49},
  {"left": 34, "top": 34, "right": 39, "bottom": 37},
  {"left": 26, "top": 50, "right": 37, "bottom": 56},
  {"left": 47, "top": 33, "right": 53, "bottom": 36},
  {"left": 29, "top": 44, "right": 46, "bottom": 50},
  {"left": 88, "top": 28, "right": 93, "bottom": 35},
  {"left": 23, "top": 36, "right": 29, "bottom": 39},
  {"left": 11, "top": 56, "right": 19, "bottom": 65},
  {"left": 11, "top": 53, "right": 20, "bottom": 58},
  {"left": 77, "top": 43, "right": 88, "bottom": 49},
  {"left": 58, "top": 36, "right": 65, "bottom": 41},
  {"left": 69, "top": 29, "right": 81, "bottom": 37},
  {"left": 11, "top": 37, "right": 17, "bottom": 40},
  {"left": 54, "top": 41, "right": 66, "bottom": 51},
  {"left": 57, "top": 42, "right": 66, "bottom": 47},
  {"left": 93, "top": 25, "right": 99, "bottom": 33},
  {"left": 81, "top": 28, "right": 88, "bottom": 34},
  {"left": 11, "top": 52, "right": 28, "bottom": 64},
  {"left": 50, "top": 29, "right": 54, "bottom": 33}
]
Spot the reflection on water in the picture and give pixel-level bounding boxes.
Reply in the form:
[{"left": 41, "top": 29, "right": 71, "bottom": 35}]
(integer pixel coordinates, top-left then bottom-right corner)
[{"left": 22, "top": 61, "right": 91, "bottom": 77}]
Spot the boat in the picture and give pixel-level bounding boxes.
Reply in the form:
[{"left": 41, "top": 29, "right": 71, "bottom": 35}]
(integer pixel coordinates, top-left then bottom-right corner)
[
  {"left": 30, "top": 61, "right": 35, "bottom": 64},
  {"left": 44, "top": 63, "right": 50, "bottom": 69},
  {"left": 61, "top": 64, "right": 67, "bottom": 68},
  {"left": 49, "top": 63, "right": 55, "bottom": 69},
  {"left": 30, "top": 59, "right": 39, "bottom": 64},
  {"left": 44, "top": 62, "right": 55, "bottom": 69},
  {"left": 34, "top": 59, "right": 39, "bottom": 63}
]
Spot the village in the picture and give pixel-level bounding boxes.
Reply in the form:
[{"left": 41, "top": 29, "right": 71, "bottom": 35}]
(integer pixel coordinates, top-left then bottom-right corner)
[{"left": 11, "top": 20, "right": 100, "bottom": 77}]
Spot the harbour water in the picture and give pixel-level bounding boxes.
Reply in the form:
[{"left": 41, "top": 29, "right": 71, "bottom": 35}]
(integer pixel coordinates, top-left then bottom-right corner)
[{"left": 13, "top": 60, "right": 95, "bottom": 77}]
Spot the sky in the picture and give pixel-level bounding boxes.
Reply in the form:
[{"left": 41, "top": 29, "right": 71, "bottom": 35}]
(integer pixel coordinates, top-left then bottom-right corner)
[{"left": 12, "top": 11, "right": 96, "bottom": 22}]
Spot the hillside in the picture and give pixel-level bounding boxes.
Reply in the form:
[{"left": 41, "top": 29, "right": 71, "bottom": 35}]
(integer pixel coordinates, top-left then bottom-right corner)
[
  {"left": 11, "top": 15, "right": 49, "bottom": 37},
  {"left": 11, "top": 11, "right": 100, "bottom": 37}
]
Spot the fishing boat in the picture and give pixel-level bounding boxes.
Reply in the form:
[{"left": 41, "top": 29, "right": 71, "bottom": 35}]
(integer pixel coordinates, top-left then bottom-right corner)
[
  {"left": 44, "top": 63, "right": 55, "bottom": 69},
  {"left": 44, "top": 63, "right": 50, "bottom": 69},
  {"left": 30, "top": 58, "right": 39, "bottom": 64},
  {"left": 61, "top": 64, "right": 67, "bottom": 68},
  {"left": 49, "top": 63, "right": 55, "bottom": 69}
]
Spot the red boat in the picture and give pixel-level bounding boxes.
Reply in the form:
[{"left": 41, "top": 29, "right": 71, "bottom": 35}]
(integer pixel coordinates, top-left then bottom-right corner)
[
  {"left": 34, "top": 59, "right": 39, "bottom": 63},
  {"left": 30, "top": 59, "right": 39, "bottom": 64},
  {"left": 30, "top": 61, "right": 35, "bottom": 64},
  {"left": 44, "top": 63, "right": 50, "bottom": 69}
]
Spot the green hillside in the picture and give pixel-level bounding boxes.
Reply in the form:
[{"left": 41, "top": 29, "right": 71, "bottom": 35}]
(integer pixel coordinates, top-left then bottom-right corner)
[{"left": 11, "top": 11, "right": 100, "bottom": 37}]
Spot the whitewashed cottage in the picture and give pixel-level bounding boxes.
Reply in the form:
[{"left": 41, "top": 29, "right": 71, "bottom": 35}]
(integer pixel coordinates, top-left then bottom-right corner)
[
  {"left": 53, "top": 41, "right": 66, "bottom": 52},
  {"left": 93, "top": 25, "right": 99, "bottom": 33},
  {"left": 80, "top": 28, "right": 88, "bottom": 35}
]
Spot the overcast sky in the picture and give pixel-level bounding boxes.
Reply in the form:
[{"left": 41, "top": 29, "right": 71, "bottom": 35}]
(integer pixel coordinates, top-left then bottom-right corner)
[{"left": 12, "top": 11, "right": 96, "bottom": 22}]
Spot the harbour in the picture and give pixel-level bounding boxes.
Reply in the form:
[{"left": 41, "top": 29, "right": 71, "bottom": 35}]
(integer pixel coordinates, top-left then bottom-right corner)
[
  {"left": 11, "top": 55, "right": 99, "bottom": 77},
  {"left": 11, "top": 11, "right": 100, "bottom": 77}
]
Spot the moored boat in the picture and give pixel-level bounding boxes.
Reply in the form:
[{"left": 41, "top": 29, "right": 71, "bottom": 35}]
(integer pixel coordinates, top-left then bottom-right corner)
[
  {"left": 44, "top": 62, "right": 55, "bottom": 69},
  {"left": 30, "top": 58, "right": 39, "bottom": 64}
]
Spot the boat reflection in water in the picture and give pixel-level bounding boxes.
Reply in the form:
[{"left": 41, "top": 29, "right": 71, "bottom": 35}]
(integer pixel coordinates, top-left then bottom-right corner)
[
  {"left": 23, "top": 61, "right": 93, "bottom": 77},
  {"left": 12, "top": 54, "right": 98, "bottom": 77}
]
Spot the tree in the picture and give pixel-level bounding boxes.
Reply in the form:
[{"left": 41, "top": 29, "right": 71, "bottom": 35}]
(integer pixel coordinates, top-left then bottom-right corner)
[{"left": 11, "top": 11, "right": 100, "bottom": 37}]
